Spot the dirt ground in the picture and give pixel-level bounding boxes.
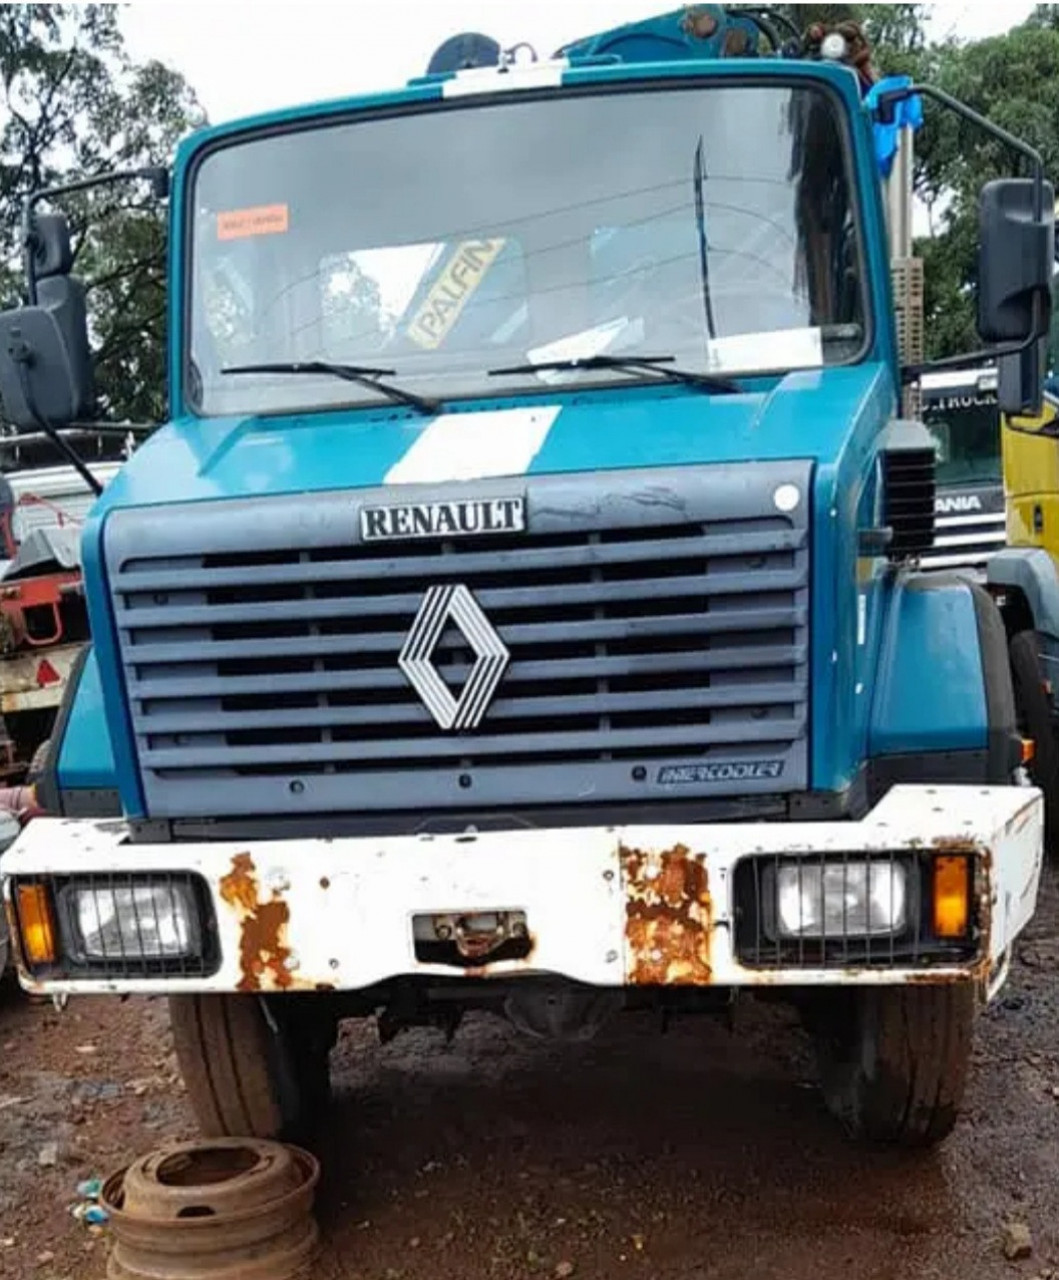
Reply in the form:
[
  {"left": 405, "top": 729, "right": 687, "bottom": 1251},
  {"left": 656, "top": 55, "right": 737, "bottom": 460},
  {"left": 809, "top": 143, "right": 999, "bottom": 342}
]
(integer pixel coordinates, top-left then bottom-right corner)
[{"left": 1, "top": 868, "right": 1057, "bottom": 1280}]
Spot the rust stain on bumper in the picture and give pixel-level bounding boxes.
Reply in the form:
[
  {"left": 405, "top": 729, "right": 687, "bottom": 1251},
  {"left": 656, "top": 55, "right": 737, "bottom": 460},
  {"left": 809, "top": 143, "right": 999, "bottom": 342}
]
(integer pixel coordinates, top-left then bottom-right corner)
[
  {"left": 218, "top": 853, "right": 295, "bottom": 993},
  {"left": 904, "top": 967, "right": 985, "bottom": 985},
  {"left": 622, "top": 843, "right": 712, "bottom": 985},
  {"left": 218, "top": 853, "right": 258, "bottom": 915},
  {"left": 930, "top": 836, "right": 980, "bottom": 853}
]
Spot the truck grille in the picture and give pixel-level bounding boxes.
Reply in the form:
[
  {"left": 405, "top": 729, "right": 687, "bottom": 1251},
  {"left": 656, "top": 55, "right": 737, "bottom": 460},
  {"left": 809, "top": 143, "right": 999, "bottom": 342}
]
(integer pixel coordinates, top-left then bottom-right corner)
[
  {"left": 920, "top": 489, "right": 1006, "bottom": 575},
  {"left": 105, "top": 464, "right": 812, "bottom": 819}
]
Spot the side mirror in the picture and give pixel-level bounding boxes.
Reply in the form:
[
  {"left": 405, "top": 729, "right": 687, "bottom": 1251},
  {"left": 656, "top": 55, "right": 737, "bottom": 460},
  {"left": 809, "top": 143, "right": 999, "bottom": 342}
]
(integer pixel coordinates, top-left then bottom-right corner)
[
  {"left": 145, "top": 166, "right": 170, "bottom": 200},
  {"left": 0, "top": 276, "right": 94, "bottom": 431},
  {"left": 29, "top": 212, "right": 74, "bottom": 281},
  {"left": 998, "top": 337, "right": 1048, "bottom": 418},
  {"left": 978, "top": 178, "right": 1054, "bottom": 344}
]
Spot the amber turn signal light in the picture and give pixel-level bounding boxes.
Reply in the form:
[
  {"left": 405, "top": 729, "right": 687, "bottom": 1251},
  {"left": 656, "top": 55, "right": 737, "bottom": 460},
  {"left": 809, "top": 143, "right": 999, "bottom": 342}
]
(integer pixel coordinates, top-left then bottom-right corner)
[
  {"left": 1021, "top": 738, "right": 1036, "bottom": 765},
  {"left": 14, "top": 883, "right": 57, "bottom": 967},
  {"left": 933, "top": 855, "right": 969, "bottom": 938}
]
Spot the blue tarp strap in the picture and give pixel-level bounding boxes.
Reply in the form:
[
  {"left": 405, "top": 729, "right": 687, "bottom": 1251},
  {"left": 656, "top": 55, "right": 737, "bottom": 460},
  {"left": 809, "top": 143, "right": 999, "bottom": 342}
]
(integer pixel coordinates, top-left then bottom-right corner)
[{"left": 865, "top": 75, "right": 924, "bottom": 179}]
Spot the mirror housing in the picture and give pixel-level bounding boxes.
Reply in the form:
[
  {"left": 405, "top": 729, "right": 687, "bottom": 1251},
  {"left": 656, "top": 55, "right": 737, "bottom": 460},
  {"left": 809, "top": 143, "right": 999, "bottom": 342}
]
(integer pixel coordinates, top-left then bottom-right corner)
[
  {"left": 978, "top": 178, "right": 1054, "bottom": 344},
  {"left": 998, "top": 337, "right": 1048, "bottom": 418},
  {"left": 0, "top": 276, "right": 94, "bottom": 430},
  {"left": 144, "top": 166, "right": 170, "bottom": 200},
  {"left": 28, "top": 212, "right": 74, "bottom": 281}
]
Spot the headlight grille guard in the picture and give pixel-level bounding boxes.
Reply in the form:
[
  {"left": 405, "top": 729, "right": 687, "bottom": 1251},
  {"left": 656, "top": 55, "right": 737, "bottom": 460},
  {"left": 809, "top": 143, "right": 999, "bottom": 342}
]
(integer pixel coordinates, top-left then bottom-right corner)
[
  {"left": 732, "top": 848, "right": 979, "bottom": 969},
  {"left": 8, "top": 870, "right": 219, "bottom": 980}
]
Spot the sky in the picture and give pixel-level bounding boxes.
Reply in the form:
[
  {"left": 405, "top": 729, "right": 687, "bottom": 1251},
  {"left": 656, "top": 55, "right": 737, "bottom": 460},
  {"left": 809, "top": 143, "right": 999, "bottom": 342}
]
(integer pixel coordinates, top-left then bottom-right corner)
[{"left": 120, "top": 1, "right": 1038, "bottom": 126}]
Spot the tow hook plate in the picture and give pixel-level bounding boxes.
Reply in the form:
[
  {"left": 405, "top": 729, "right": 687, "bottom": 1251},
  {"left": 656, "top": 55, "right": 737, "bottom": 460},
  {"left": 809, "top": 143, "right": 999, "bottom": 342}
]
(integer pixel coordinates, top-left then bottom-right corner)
[{"left": 414, "top": 910, "right": 529, "bottom": 961}]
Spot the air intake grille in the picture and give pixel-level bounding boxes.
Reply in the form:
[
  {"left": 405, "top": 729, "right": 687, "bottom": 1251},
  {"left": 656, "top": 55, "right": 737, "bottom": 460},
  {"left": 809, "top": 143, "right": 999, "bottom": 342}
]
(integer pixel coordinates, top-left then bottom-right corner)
[
  {"left": 105, "top": 464, "right": 813, "bottom": 819},
  {"left": 882, "top": 446, "right": 936, "bottom": 558}
]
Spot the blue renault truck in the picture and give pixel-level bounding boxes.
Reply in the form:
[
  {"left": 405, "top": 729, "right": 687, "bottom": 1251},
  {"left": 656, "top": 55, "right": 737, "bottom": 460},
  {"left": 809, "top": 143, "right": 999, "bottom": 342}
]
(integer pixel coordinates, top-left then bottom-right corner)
[{"left": 0, "top": 7, "right": 1051, "bottom": 1148}]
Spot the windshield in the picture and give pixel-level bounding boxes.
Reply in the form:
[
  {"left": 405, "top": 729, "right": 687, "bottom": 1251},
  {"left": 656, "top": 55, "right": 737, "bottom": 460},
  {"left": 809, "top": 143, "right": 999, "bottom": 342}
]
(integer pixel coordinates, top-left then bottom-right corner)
[
  {"left": 922, "top": 388, "right": 1001, "bottom": 488},
  {"left": 187, "top": 82, "right": 866, "bottom": 416}
]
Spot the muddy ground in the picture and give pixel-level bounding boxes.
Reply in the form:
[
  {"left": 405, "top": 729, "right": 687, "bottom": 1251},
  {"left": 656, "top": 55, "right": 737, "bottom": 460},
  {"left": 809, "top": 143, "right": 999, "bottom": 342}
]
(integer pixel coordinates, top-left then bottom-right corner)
[{"left": 1, "top": 868, "right": 1057, "bottom": 1280}]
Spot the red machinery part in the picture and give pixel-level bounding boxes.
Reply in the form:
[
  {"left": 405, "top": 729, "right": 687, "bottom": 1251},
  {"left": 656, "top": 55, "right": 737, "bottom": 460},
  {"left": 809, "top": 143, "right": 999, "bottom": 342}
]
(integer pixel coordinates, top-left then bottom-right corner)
[{"left": 0, "top": 569, "right": 82, "bottom": 650}]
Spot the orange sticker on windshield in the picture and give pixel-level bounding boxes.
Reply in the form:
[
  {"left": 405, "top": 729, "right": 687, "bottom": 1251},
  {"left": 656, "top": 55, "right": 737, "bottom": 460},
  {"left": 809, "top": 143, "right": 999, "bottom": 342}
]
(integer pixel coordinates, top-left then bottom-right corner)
[{"left": 217, "top": 203, "right": 289, "bottom": 241}]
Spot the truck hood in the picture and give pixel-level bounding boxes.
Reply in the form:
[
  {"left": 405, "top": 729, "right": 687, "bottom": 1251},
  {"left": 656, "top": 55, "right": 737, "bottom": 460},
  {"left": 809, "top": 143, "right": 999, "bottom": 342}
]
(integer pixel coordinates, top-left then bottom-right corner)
[{"left": 99, "top": 363, "right": 894, "bottom": 511}]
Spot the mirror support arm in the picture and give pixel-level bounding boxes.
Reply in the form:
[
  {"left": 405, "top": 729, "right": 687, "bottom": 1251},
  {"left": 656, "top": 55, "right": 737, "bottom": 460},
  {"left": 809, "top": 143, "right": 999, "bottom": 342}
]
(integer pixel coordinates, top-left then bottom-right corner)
[
  {"left": 10, "top": 346, "right": 103, "bottom": 496},
  {"left": 22, "top": 165, "right": 169, "bottom": 303},
  {"left": 901, "top": 302, "right": 1044, "bottom": 382},
  {"left": 874, "top": 83, "right": 1046, "bottom": 215}
]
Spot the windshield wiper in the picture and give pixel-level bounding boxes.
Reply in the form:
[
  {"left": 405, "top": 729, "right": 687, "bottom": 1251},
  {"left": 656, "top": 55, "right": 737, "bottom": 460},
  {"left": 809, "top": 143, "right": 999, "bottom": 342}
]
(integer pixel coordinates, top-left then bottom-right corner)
[
  {"left": 693, "top": 136, "right": 718, "bottom": 340},
  {"left": 221, "top": 361, "right": 438, "bottom": 415},
  {"left": 488, "top": 354, "right": 742, "bottom": 395}
]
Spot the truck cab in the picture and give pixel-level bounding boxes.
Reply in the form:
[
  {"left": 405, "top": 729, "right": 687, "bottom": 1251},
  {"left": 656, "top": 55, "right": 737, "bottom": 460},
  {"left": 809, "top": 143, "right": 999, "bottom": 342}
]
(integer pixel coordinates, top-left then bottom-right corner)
[
  {"left": 0, "top": 7, "right": 1051, "bottom": 1151},
  {"left": 920, "top": 366, "right": 1005, "bottom": 578},
  {"left": 0, "top": 427, "right": 136, "bottom": 784}
]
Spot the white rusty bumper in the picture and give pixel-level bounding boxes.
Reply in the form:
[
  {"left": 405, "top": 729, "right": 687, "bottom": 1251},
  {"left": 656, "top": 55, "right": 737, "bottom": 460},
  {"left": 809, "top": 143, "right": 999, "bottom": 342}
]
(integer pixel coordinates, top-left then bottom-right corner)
[{"left": 1, "top": 784, "right": 1043, "bottom": 998}]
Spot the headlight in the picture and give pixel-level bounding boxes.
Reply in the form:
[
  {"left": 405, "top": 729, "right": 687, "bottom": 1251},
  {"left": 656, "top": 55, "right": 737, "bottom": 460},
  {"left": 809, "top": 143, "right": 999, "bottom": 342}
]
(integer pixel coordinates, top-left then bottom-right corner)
[
  {"left": 776, "top": 861, "right": 907, "bottom": 938},
  {"left": 66, "top": 882, "right": 199, "bottom": 961}
]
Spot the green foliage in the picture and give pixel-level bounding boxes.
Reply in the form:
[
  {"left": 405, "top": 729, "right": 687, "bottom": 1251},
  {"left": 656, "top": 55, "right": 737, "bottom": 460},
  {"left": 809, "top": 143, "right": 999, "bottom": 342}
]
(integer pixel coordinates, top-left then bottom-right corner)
[
  {"left": 0, "top": 5, "right": 205, "bottom": 424},
  {"left": 913, "top": 20, "right": 1059, "bottom": 356},
  {"left": 770, "top": 5, "right": 1059, "bottom": 360},
  {"left": 1026, "top": 5, "right": 1059, "bottom": 30},
  {"left": 769, "top": 3, "right": 929, "bottom": 66}
]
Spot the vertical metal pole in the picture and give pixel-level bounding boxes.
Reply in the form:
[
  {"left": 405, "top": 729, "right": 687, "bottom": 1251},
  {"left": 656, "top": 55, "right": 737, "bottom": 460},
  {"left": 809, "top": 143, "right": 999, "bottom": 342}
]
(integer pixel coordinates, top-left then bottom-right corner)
[
  {"left": 21, "top": 199, "right": 38, "bottom": 305},
  {"left": 885, "top": 126, "right": 914, "bottom": 261},
  {"left": 885, "top": 125, "right": 922, "bottom": 416}
]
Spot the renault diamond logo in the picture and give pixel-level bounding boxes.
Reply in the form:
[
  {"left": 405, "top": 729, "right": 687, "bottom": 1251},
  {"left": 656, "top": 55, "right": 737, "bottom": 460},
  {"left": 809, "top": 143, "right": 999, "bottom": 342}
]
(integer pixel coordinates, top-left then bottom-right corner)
[{"left": 399, "top": 584, "right": 510, "bottom": 731}]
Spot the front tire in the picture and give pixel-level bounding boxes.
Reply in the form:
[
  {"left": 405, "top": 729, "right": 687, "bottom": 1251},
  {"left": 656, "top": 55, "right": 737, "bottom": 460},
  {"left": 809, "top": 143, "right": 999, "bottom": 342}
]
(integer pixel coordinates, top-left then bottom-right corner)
[
  {"left": 809, "top": 984, "right": 975, "bottom": 1147},
  {"left": 169, "top": 993, "right": 333, "bottom": 1142},
  {"left": 26, "top": 738, "right": 49, "bottom": 781}
]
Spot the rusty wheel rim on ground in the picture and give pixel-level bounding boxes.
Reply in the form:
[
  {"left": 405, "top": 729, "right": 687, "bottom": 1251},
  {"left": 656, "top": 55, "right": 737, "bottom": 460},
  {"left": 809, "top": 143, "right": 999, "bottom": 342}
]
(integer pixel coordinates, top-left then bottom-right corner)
[{"left": 101, "top": 1136, "right": 320, "bottom": 1279}]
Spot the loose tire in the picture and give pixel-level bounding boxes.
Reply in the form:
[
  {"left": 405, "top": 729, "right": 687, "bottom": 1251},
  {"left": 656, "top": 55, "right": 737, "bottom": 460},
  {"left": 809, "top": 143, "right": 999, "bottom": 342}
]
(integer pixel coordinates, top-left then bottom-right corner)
[
  {"left": 169, "top": 993, "right": 333, "bottom": 1142},
  {"left": 809, "top": 984, "right": 975, "bottom": 1147},
  {"left": 1009, "top": 629, "right": 1059, "bottom": 855}
]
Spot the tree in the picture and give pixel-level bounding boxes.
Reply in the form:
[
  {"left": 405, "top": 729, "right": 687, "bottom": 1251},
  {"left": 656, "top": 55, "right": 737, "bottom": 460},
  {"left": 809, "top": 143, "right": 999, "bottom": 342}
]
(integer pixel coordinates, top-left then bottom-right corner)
[
  {"left": 861, "top": 4, "right": 929, "bottom": 60},
  {"left": 773, "top": 5, "right": 1056, "bottom": 361},
  {"left": 320, "top": 255, "right": 390, "bottom": 353},
  {"left": 769, "top": 3, "right": 930, "bottom": 66},
  {"left": 1026, "top": 5, "right": 1059, "bottom": 30},
  {"left": 912, "top": 19, "right": 1059, "bottom": 356},
  {"left": 0, "top": 6, "right": 205, "bottom": 424}
]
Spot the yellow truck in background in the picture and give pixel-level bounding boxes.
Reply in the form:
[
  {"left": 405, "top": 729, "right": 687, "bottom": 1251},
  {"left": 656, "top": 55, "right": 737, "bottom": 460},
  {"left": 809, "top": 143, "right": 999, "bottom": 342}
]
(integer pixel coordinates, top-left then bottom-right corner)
[{"left": 984, "top": 203, "right": 1059, "bottom": 841}]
